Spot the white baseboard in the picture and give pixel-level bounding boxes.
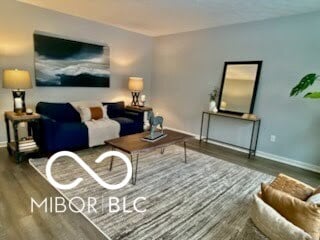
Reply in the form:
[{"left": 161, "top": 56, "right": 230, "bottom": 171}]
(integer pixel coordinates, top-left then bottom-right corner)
[
  {"left": 0, "top": 141, "right": 6, "bottom": 148},
  {"left": 256, "top": 151, "right": 320, "bottom": 174},
  {"left": 165, "top": 127, "right": 320, "bottom": 174}
]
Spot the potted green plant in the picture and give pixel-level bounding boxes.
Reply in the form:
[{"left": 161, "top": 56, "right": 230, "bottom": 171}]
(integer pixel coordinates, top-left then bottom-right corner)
[{"left": 290, "top": 73, "right": 320, "bottom": 98}]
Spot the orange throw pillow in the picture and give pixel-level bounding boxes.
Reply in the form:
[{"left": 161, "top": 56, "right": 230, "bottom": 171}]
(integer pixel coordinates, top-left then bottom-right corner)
[
  {"left": 89, "top": 107, "right": 103, "bottom": 120},
  {"left": 261, "top": 183, "right": 320, "bottom": 239},
  {"left": 270, "top": 173, "right": 314, "bottom": 200}
]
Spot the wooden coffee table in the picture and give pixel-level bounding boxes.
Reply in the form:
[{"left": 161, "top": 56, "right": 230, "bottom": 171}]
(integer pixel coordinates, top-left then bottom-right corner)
[{"left": 105, "top": 129, "right": 194, "bottom": 184}]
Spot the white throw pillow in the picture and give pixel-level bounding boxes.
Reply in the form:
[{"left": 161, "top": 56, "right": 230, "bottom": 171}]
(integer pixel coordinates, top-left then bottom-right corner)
[
  {"left": 78, "top": 107, "right": 91, "bottom": 122},
  {"left": 101, "top": 105, "right": 107, "bottom": 119},
  {"left": 71, "top": 101, "right": 108, "bottom": 121},
  {"left": 78, "top": 106, "right": 107, "bottom": 122},
  {"left": 307, "top": 193, "right": 320, "bottom": 206},
  {"left": 250, "top": 195, "right": 313, "bottom": 240}
]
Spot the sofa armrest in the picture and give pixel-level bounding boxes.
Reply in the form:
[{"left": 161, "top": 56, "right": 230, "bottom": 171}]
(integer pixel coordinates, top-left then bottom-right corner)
[
  {"left": 37, "top": 115, "right": 58, "bottom": 152},
  {"left": 38, "top": 115, "right": 88, "bottom": 153},
  {"left": 39, "top": 115, "right": 58, "bottom": 135},
  {"left": 40, "top": 115, "right": 57, "bottom": 122}
]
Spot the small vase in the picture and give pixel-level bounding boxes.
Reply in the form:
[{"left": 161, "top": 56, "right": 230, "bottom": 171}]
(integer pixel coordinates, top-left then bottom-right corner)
[{"left": 209, "top": 100, "right": 216, "bottom": 112}]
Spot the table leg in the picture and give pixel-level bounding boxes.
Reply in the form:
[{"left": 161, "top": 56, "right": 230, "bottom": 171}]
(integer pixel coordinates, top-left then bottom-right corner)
[
  {"left": 13, "top": 122, "right": 19, "bottom": 153},
  {"left": 132, "top": 153, "right": 139, "bottom": 185},
  {"left": 199, "top": 112, "right": 205, "bottom": 143},
  {"left": 184, "top": 141, "right": 187, "bottom": 163},
  {"left": 27, "top": 122, "right": 32, "bottom": 136},
  {"left": 248, "top": 121, "right": 256, "bottom": 159},
  {"left": 253, "top": 120, "right": 261, "bottom": 157},
  {"left": 34, "top": 120, "right": 41, "bottom": 147},
  {"left": 206, "top": 114, "right": 211, "bottom": 143},
  {"left": 5, "top": 116, "right": 11, "bottom": 155},
  {"left": 161, "top": 148, "right": 165, "bottom": 154},
  {"left": 109, "top": 147, "right": 114, "bottom": 171},
  {"left": 13, "top": 122, "right": 20, "bottom": 162},
  {"left": 130, "top": 155, "right": 134, "bottom": 183}
]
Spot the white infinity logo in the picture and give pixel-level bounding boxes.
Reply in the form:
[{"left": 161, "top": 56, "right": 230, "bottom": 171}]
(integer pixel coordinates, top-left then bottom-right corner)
[{"left": 46, "top": 151, "right": 132, "bottom": 190}]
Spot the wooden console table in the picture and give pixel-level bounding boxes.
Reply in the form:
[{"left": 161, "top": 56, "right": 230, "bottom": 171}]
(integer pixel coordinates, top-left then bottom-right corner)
[{"left": 199, "top": 111, "right": 261, "bottom": 158}]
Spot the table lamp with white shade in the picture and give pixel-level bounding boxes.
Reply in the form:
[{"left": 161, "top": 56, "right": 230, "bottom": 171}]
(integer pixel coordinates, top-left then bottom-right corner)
[
  {"left": 128, "top": 77, "right": 143, "bottom": 106},
  {"left": 3, "top": 69, "right": 32, "bottom": 114}
]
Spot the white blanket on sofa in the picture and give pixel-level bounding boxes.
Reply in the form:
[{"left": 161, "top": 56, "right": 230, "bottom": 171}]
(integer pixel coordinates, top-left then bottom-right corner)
[
  {"left": 70, "top": 101, "right": 120, "bottom": 147},
  {"left": 85, "top": 119, "right": 120, "bottom": 147}
]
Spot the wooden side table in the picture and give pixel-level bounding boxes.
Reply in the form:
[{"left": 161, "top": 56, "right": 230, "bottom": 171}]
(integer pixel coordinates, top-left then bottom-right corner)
[
  {"left": 4, "top": 111, "right": 41, "bottom": 163},
  {"left": 126, "top": 106, "right": 153, "bottom": 131}
]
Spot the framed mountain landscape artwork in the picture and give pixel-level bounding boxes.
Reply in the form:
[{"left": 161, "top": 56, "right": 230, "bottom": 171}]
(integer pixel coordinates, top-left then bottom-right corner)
[{"left": 34, "top": 33, "right": 110, "bottom": 87}]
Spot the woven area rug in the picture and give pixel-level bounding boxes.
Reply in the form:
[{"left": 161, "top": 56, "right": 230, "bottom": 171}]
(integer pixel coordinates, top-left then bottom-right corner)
[{"left": 29, "top": 145, "right": 273, "bottom": 240}]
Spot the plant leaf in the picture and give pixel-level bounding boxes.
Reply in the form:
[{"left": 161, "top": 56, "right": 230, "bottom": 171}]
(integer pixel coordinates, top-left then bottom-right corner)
[
  {"left": 290, "top": 73, "right": 318, "bottom": 96},
  {"left": 304, "top": 92, "right": 320, "bottom": 99}
]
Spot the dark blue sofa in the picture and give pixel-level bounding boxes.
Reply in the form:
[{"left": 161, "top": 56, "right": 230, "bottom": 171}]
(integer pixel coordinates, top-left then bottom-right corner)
[{"left": 36, "top": 101, "right": 143, "bottom": 153}]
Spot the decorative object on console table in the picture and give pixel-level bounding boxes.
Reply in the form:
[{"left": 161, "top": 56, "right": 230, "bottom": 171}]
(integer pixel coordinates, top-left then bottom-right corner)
[
  {"left": 128, "top": 77, "right": 143, "bottom": 106},
  {"left": 140, "top": 94, "right": 146, "bottom": 107},
  {"left": 4, "top": 111, "right": 40, "bottom": 163},
  {"left": 26, "top": 108, "right": 33, "bottom": 115},
  {"left": 242, "top": 113, "right": 258, "bottom": 121},
  {"left": 209, "top": 87, "right": 218, "bottom": 113},
  {"left": 126, "top": 105, "right": 152, "bottom": 131},
  {"left": 3, "top": 69, "right": 32, "bottom": 114},
  {"left": 199, "top": 111, "right": 261, "bottom": 159}
]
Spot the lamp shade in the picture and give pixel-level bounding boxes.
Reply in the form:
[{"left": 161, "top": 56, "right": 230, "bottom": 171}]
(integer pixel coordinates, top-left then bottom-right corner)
[
  {"left": 3, "top": 69, "right": 32, "bottom": 89},
  {"left": 128, "top": 77, "right": 143, "bottom": 92}
]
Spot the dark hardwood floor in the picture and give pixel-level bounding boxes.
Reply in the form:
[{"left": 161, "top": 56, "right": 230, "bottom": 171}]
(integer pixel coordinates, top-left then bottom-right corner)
[
  {"left": 187, "top": 139, "right": 320, "bottom": 186},
  {"left": 0, "top": 140, "right": 319, "bottom": 240},
  {"left": 0, "top": 148, "right": 107, "bottom": 240}
]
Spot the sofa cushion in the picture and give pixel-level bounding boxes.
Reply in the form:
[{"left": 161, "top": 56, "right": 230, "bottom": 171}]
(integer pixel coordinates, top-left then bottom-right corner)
[
  {"left": 103, "top": 102, "right": 125, "bottom": 118},
  {"left": 250, "top": 195, "right": 312, "bottom": 240},
  {"left": 270, "top": 173, "right": 314, "bottom": 201},
  {"left": 112, "top": 117, "right": 139, "bottom": 136},
  {"left": 36, "top": 102, "right": 81, "bottom": 122},
  {"left": 261, "top": 183, "right": 320, "bottom": 239},
  {"left": 112, "top": 117, "right": 134, "bottom": 125}
]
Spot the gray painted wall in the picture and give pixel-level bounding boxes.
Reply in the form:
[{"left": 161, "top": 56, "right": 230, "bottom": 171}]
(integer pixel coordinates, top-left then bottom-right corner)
[
  {"left": 1, "top": 0, "right": 319, "bottom": 169},
  {"left": 0, "top": 0, "right": 153, "bottom": 142},
  {"left": 153, "top": 12, "right": 320, "bottom": 167}
]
